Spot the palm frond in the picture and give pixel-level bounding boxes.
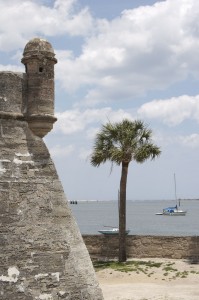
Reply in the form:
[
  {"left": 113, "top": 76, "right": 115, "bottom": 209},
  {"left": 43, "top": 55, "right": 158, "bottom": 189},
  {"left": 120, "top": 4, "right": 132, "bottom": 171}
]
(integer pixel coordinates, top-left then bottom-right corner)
[
  {"left": 90, "top": 118, "right": 161, "bottom": 167},
  {"left": 134, "top": 144, "right": 161, "bottom": 163}
]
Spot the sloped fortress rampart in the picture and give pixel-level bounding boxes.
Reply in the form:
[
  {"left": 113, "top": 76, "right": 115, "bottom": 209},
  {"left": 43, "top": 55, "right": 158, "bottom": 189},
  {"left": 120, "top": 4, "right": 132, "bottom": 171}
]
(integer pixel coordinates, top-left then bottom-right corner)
[{"left": 0, "top": 38, "right": 103, "bottom": 300}]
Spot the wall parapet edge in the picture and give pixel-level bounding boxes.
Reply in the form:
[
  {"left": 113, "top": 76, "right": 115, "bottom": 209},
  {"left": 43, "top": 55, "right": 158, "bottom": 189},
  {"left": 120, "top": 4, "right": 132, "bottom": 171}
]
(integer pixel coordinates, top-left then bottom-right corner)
[{"left": 83, "top": 235, "right": 199, "bottom": 261}]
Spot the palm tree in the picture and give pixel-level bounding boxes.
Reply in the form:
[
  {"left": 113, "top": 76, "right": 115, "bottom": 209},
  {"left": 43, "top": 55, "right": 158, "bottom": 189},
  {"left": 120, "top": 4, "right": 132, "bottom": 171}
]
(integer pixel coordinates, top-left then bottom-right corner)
[{"left": 90, "top": 119, "right": 161, "bottom": 262}]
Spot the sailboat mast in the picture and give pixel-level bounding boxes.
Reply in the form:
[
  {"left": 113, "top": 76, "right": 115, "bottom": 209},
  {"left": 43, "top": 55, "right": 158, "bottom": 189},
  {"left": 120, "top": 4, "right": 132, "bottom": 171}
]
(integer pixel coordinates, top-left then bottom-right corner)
[{"left": 174, "top": 173, "right": 180, "bottom": 207}]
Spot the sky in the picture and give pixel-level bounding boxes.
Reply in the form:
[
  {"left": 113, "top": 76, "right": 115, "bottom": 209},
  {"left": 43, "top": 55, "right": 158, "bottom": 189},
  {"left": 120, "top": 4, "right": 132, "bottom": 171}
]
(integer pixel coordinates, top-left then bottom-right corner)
[{"left": 0, "top": 0, "right": 199, "bottom": 201}]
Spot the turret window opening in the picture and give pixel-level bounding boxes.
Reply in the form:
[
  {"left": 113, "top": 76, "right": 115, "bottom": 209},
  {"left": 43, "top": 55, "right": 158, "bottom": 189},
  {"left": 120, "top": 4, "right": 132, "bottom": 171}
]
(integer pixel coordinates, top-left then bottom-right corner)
[{"left": 39, "top": 66, "right": 43, "bottom": 73}]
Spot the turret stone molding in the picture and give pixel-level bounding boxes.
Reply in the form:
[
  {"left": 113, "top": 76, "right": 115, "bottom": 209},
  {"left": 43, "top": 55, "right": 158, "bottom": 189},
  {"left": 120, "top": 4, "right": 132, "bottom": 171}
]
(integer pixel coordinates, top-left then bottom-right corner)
[{"left": 0, "top": 38, "right": 103, "bottom": 300}]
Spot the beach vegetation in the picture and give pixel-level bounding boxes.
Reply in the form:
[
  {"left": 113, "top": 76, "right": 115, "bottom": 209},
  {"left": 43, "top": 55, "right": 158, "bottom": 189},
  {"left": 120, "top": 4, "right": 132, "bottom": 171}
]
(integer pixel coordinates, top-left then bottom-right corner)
[
  {"left": 163, "top": 266, "right": 178, "bottom": 272},
  {"left": 90, "top": 119, "right": 161, "bottom": 262},
  {"left": 175, "top": 271, "right": 188, "bottom": 278},
  {"left": 190, "top": 270, "right": 199, "bottom": 274},
  {"left": 94, "top": 259, "right": 199, "bottom": 282},
  {"left": 93, "top": 259, "right": 162, "bottom": 273}
]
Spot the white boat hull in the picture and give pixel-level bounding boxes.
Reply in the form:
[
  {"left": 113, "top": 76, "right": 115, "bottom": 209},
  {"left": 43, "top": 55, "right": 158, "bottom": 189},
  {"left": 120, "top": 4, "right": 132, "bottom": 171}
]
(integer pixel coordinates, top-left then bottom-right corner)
[
  {"left": 98, "top": 228, "right": 130, "bottom": 235},
  {"left": 163, "top": 210, "right": 187, "bottom": 216},
  {"left": 156, "top": 206, "right": 187, "bottom": 216}
]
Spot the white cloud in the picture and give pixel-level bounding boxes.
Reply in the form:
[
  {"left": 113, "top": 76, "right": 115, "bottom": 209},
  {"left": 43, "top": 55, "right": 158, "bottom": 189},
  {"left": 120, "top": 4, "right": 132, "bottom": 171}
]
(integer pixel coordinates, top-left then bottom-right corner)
[
  {"left": 0, "top": 0, "right": 93, "bottom": 51},
  {"left": 138, "top": 95, "right": 199, "bottom": 125},
  {"left": 1, "top": 0, "right": 199, "bottom": 106},
  {"left": 78, "top": 148, "right": 91, "bottom": 160},
  {"left": 86, "top": 127, "right": 100, "bottom": 140},
  {"left": 54, "top": 108, "right": 132, "bottom": 135},
  {"left": 49, "top": 144, "right": 74, "bottom": 157},
  {"left": 152, "top": 130, "right": 199, "bottom": 149},
  {"left": 179, "top": 133, "right": 199, "bottom": 148},
  {"left": 54, "top": 0, "right": 199, "bottom": 106},
  {"left": 0, "top": 64, "right": 23, "bottom": 72}
]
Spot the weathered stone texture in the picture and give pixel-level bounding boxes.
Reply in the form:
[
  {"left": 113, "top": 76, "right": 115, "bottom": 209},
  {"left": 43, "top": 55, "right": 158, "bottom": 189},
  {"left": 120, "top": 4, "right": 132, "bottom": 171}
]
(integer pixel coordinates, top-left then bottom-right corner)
[
  {"left": 0, "top": 72, "right": 26, "bottom": 116},
  {"left": 0, "top": 38, "right": 103, "bottom": 299},
  {"left": 83, "top": 235, "right": 199, "bottom": 261}
]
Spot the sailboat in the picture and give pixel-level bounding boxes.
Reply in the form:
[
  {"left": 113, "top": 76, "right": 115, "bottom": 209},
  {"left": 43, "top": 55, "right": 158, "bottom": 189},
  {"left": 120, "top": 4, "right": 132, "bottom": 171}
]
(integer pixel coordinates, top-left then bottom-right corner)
[
  {"left": 98, "top": 190, "right": 130, "bottom": 234},
  {"left": 98, "top": 226, "right": 130, "bottom": 235},
  {"left": 156, "top": 174, "right": 187, "bottom": 216}
]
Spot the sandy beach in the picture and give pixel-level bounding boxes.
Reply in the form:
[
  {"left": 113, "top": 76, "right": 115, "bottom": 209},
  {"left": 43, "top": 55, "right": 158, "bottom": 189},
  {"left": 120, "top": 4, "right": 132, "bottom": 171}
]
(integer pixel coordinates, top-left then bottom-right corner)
[{"left": 97, "top": 258, "right": 199, "bottom": 300}]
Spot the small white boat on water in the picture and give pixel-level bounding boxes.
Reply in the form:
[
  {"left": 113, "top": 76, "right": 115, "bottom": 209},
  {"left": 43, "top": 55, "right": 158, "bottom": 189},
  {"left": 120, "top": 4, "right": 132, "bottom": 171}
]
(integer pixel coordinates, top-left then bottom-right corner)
[
  {"left": 156, "top": 174, "right": 187, "bottom": 216},
  {"left": 98, "top": 227, "right": 130, "bottom": 235},
  {"left": 156, "top": 205, "right": 187, "bottom": 216}
]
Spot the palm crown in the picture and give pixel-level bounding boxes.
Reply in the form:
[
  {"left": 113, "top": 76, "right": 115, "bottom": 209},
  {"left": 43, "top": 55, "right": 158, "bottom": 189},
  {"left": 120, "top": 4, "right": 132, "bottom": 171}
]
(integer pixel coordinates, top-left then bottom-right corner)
[{"left": 91, "top": 119, "right": 161, "bottom": 166}]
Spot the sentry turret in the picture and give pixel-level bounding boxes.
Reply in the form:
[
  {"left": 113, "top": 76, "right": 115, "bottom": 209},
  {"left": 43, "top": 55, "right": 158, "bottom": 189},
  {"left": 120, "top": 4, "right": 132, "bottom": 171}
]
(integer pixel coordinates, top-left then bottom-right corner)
[{"left": 21, "top": 37, "right": 57, "bottom": 137}]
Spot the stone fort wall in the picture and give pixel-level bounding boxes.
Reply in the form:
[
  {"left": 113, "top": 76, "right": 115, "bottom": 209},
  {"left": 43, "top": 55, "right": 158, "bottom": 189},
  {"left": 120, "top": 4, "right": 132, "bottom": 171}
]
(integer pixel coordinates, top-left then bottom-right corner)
[
  {"left": 83, "top": 235, "right": 199, "bottom": 261},
  {"left": 0, "top": 38, "right": 103, "bottom": 300}
]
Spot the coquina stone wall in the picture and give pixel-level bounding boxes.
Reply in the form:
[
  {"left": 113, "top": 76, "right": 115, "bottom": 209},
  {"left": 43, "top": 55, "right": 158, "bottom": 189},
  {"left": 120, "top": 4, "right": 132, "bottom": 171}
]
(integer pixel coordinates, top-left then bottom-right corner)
[
  {"left": 0, "top": 38, "right": 103, "bottom": 300},
  {"left": 83, "top": 235, "right": 199, "bottom": 261}
]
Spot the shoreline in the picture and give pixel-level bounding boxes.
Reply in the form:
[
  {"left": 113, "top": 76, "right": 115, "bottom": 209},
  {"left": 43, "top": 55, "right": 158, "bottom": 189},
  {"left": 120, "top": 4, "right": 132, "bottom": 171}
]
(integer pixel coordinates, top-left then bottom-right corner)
[{"left": 96, "top": 258, "right": 199, "bottom": 300}]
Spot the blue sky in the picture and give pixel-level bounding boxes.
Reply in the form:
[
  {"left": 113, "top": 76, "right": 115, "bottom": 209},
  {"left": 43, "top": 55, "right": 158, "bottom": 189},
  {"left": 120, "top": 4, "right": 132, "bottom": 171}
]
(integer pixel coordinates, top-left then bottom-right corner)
[{"left": 0, "top": 0, "right": 199, "bottom": 201}]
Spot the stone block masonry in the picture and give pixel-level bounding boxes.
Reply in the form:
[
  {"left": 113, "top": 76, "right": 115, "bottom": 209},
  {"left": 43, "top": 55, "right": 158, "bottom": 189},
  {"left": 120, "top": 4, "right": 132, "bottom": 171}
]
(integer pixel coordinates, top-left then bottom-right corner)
[
  {"left": 0, "top": 38, "right": 103, "bottom": 300},
  {"left": 83, "top": 235, "right": 199, "bottom": 261}
]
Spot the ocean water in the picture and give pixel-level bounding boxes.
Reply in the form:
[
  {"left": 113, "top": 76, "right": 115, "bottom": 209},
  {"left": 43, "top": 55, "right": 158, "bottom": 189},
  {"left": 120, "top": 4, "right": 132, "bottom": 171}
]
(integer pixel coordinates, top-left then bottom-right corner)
[{"left": 70, "top": 199, "right": 199, "bottom": 236}]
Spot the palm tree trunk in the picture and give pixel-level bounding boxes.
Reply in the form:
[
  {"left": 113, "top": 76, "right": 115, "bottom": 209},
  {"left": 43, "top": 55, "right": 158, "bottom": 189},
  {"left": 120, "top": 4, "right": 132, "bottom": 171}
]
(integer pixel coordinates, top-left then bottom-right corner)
[{"left": 119, "top": 161, "right": 129, "bottom": 262}]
